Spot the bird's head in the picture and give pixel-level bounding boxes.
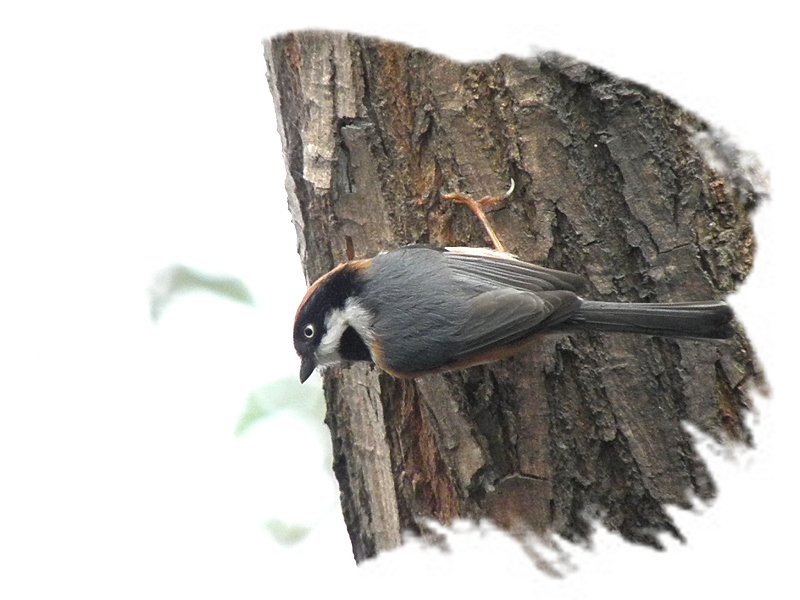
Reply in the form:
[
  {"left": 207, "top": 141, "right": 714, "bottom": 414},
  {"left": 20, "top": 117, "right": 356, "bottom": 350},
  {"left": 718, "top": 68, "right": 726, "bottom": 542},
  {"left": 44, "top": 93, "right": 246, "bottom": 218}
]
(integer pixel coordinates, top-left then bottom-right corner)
[{"left": 293, "top": 260, "right": 373, "bottom": 382}]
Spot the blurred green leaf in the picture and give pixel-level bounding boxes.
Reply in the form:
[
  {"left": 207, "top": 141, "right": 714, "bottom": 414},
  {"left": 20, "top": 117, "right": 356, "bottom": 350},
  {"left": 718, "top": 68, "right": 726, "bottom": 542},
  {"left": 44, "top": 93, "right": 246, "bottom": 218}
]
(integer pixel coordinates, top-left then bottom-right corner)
[
  {"left": 148, "top": 264, "right": 254, "bottom": 321},
  {"left": 235, "top": 377, "right": 325, "bottom": 436},
  {"left": 264, "top": 519, "right": 312, "bottom": 546}
]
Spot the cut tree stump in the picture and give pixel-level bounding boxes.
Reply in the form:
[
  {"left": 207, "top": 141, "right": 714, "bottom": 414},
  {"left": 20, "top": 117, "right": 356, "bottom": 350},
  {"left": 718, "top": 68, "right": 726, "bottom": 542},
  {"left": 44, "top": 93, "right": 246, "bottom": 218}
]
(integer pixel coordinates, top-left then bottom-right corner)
[{"left": 265, "top": 31, "right": 766, "bottom": 563}]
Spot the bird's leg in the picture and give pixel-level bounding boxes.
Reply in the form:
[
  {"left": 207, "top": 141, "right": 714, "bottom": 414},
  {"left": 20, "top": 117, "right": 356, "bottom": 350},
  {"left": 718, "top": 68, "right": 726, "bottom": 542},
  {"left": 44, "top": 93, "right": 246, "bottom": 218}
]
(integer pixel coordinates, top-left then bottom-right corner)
[{"left": 441, "top": 179, "right": 514, "bottom": 253}]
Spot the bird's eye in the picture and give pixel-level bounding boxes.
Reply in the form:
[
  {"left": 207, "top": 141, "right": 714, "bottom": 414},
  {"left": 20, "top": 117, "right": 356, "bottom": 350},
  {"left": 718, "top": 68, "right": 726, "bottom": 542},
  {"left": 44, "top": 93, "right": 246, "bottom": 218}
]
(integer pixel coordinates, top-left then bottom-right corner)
[{"left": 303, "top": 324, "right": 315, "bottom": 339}]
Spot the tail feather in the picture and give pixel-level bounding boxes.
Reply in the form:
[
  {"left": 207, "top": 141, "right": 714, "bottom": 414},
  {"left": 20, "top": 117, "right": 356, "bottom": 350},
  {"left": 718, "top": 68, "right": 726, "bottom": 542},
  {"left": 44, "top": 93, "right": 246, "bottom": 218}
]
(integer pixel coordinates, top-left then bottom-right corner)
[{"left": 564, "top": 300, "right": 734, "bottom": 339}]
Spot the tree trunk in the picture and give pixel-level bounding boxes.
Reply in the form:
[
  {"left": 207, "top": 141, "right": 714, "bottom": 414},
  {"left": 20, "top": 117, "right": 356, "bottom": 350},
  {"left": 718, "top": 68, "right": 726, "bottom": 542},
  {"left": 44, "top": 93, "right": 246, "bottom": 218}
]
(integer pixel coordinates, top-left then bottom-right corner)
[{"left": 264, "top": 31, "right": 766, "bottom": 562}]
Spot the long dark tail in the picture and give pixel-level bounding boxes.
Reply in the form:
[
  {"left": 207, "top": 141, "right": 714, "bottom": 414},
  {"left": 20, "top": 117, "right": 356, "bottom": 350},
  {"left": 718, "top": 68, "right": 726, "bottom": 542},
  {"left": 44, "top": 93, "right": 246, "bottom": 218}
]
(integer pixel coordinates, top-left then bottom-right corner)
[{"left": 563, "top": 300, "right": 734, "bottom": 339}]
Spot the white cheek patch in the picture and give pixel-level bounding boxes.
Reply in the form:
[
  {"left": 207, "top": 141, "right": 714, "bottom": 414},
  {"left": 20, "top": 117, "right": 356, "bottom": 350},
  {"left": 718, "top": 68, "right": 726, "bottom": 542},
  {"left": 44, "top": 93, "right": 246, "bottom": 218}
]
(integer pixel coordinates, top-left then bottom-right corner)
[
  {"left": 316, "top": 298, "right": 374, "bottom": 366},
  {"left": 316, "top": 310, "right": 347, "bottom": 366}
]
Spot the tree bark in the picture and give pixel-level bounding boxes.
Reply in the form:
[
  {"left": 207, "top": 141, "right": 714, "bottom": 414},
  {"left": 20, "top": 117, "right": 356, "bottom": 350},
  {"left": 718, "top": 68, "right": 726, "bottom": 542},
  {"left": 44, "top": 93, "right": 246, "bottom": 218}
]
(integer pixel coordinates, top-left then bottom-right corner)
[{"left": 265, "top": 31, "right": 766, "bottom": 562}]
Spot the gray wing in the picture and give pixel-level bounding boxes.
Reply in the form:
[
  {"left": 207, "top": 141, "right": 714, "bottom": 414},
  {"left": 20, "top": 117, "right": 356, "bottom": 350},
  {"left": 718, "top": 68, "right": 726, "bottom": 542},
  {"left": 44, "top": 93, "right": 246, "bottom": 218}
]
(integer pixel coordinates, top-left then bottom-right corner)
[
  {"left": 447, "top": 288, "right": 581, "bottom": 363},
  {"left": 442, "top": 247, "right": 585, "bottom": 293},
  {"left": 441, "top": 248, "right": 585, "bottom": 364}
]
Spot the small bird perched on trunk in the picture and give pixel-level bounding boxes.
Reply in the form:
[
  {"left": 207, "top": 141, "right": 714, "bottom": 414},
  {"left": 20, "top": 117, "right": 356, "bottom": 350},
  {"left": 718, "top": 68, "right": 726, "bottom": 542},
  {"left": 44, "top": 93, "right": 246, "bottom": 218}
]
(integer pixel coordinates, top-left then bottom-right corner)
[{"left": 293, "top": 185, "right": 733, "bottom": 383}]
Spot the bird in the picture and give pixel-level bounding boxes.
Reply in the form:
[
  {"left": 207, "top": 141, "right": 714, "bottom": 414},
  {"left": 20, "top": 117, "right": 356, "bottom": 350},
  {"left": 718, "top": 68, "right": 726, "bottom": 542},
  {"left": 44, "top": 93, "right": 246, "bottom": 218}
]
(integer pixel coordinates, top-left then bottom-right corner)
[{"left": 293, "top": 243, "right": 733, "bottom": 383}]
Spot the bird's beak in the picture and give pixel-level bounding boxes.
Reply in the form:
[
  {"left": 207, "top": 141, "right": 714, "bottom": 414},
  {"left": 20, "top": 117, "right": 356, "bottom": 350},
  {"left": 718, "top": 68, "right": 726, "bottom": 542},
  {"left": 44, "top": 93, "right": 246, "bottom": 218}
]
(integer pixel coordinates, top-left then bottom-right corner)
[{"left": 299, "top": 356, "right": 316, "bottom": 383}]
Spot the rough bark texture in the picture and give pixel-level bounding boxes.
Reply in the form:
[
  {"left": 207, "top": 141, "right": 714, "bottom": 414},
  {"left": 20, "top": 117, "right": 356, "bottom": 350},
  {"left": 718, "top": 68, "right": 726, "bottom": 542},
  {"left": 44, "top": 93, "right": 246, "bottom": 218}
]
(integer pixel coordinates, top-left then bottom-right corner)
[{"left": 265, "top": 31, "right": 766, "bottom": 562}]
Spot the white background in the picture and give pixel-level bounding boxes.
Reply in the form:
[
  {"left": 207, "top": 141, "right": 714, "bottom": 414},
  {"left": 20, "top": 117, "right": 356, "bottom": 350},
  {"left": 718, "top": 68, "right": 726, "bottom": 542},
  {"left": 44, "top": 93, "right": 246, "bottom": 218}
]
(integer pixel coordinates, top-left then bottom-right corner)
[{"left": 1, "top": 1, "right": 797, "bottom": 598}]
